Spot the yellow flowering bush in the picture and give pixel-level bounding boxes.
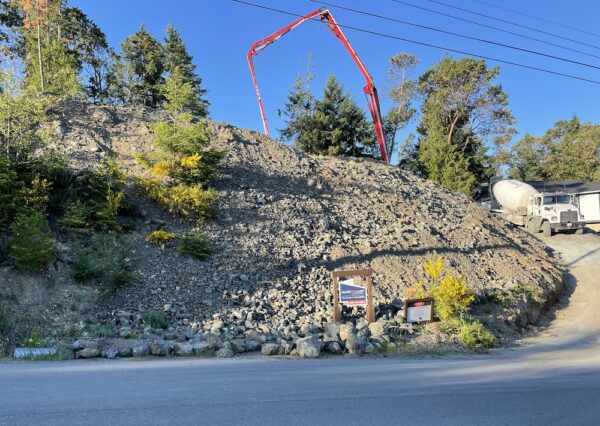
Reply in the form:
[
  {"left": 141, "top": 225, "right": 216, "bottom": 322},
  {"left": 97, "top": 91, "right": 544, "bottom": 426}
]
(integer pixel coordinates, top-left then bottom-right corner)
[
  {"left": 151, "top": 161, "right": 172, "bottom": 177},
  {"left": 145, "top": 230, "right": 176, "bottom": 245},
  {"left": 180, "top": 153, "right": 202, "bottom": 168}
]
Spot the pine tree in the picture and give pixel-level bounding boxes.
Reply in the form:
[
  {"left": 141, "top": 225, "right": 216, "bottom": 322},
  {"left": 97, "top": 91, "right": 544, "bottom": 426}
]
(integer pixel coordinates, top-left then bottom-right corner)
[
  {"left": 110, "top": 25, "right": 165, "bottom": 107},
  {"left": 164, "top": 24, "right": 208, "bottom": 117}
]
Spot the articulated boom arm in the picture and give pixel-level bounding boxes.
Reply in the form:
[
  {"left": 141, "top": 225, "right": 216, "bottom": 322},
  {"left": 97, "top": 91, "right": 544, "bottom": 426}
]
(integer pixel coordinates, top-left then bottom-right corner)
[{"left": 247, "top": 8, "right": 389, "bottom": 163}]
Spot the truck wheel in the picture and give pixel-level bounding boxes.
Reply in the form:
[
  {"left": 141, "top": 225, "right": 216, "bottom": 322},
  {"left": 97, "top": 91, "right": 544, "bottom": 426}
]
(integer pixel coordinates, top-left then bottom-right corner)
[
  {"left": 575, "top": 228, "right": 584, "bottom": 235},
  {"left": 541, "top": 221, "right": 552, "bottom": 237}
]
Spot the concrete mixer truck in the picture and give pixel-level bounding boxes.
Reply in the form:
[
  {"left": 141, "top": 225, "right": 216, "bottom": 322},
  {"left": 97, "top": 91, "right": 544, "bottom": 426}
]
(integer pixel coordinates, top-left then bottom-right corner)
[{"left": 489, "top": 179, "right": 585, "bottom": 236}]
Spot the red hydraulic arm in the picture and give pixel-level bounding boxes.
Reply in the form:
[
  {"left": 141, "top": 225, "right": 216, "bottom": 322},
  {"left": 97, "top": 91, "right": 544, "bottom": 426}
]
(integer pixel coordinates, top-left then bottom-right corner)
[{"left": 247, "top": 8, "right": 389, "bottom": 163}]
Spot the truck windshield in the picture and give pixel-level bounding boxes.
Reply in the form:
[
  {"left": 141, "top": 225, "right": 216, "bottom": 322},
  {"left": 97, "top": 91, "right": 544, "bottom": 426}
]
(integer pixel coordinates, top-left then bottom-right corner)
[{"left": 543, "top": 195, "right": 570, "bottom": 204}]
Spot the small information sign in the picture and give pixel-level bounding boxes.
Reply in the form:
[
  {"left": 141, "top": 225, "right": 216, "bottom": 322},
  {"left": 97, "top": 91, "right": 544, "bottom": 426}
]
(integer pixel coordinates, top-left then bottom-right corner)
[
  {"left": 338, "top": 278, "right": 368, "bottom": 307},
  {"left": 404, "top": 298, "right": 434, "bottom": 323}
]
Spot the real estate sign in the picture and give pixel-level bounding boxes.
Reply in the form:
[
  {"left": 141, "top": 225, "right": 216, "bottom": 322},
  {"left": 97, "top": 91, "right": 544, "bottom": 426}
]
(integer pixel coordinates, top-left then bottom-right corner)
[{"left": 338, "top": 278, "right": 368, "bottom": 306}]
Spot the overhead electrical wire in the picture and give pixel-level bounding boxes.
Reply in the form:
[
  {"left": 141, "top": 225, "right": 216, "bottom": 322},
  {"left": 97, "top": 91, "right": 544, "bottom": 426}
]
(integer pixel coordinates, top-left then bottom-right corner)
[
  {"left": 310, "top": 0, "right": 600, "bottom": 71},
  {"left": 230, "top": 0, "right": 600, "bottom": 86},
  {"left": 390, "top": 0, "right": 600, "bottom": 61},
  {"left": 466, "top": 0, "right": 600, "bottom": 40},
  {"left": 428, "top": 0, "right": 600, "bottom": 51}
]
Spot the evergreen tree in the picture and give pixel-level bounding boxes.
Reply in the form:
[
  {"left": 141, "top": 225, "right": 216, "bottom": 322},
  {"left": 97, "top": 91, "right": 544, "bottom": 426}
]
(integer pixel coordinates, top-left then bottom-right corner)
[
  {"left": 0, "top": 0, "right": 23, "bottom": 56},
  {"left": 61, "top": 7, "right": 113, "bottom": 102},
  {"left": 416, "top": 56, "right": 514, "bottom": 194},
  {"left": 109, "top": 25, "right": 165, "bottom": 107},
  {"left": 16, "top": 0, "right": 82, "bottom": 96},
  {"left": 282, "top": 74, "right": 374, "bottom": 157},
  {"left": 164, "top": 24, "right": 208, "bottom": 117}
]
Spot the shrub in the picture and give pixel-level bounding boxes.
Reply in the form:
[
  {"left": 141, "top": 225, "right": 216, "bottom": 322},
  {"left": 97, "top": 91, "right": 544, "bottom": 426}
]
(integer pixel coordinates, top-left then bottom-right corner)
[
  {"left": 137, "top": 177, "right": 217, "bottom": 220},
  {"left": 0, "top": 157, "right": 19, "bottom": 223},
  {"left": 22, "top": 330, "right": 43, "bottom": 348},
  {"left": 459, "top": 321, "right": 496, "bottom": 349},
  {"left": 144, "top": 310, "right": 167, "bottom": 329},
  {"left": 71, "top": 246, "right": 100, "bottom": 282},
  {"left": 7, "top": 212, "right": 55, "bottom": 270},
  {"left": 178, "top": 230, "right": 213, "bottom": 260},
  {"left": 60, "top": 200, "right": 91, "bottom": 233},
  {"left": 0, "top": 307, "right": 9, "bottom": 335},
  {"left": 145, "top": 230, "right": 176, "bottom": 245},
  {"left": 17, "top": 174, "right": 51, "bottom": 214},
  {"left": 70, "top": 235, "right": 136, "bottom": 293},
  {"left": 431, "top": 274, "right": 475, "bottom": 320}
]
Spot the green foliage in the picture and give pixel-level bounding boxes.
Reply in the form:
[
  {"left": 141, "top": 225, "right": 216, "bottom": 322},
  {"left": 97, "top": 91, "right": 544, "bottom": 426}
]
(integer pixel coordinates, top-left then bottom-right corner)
[
  {"left": 0, "top": 157, "right": 19, "bottom": 223},
  {"left": 60, "top": 6, "right": 113, "bottom": 102},
  {"left": 108, "top": 25, "right": 165, "bottom": 107},
  {"left": 7, "top": 211, "right": 54, "bottom": 270},
  {"left": 164, "top": 24, "right": 209, "bottom": 118},
  {"left": 17, "top": 174, "right": 51, "bottom": 214},
  {"left": 137, "top": 177, "right": 217, "bottom": 220},
  {"left": 0, "top": 306, "right": 9, "bottom": 335},
  {"left": 177, "top": 229, "right": 213, "bottom": 260},
  {"left": 416, "top": 56, "right": 514, "bottom": 194},
  {"left": 281, "top": 74, "right": 376, "bottom": 157},
  {"left": 60, "top": 200, "right": 91, "bottom": 233},
  {"left": 145, "top": 229, "right": 176, "bottom": 245},
  {"left": 511, "top": 281, "right": 545, "bottom": 305},
  {"left": 144, "top": 310, "right": 167, "bottom": 329},
  {"left": 70, "top": 236, "right": 135, "bottom": 293},
  {"left": 0, "top": 72, "right": 49, "bottom": 165},
  {"left": 385, "top": 53, "right": 418, "bottom": 157},
  {"left": 21, "top": 330, "right": 43, "bottom": 348},
  {"left": 509, "top": 117, "right": 600, "bottom": 181},
  {"left": 458, "top": 320, "right": 496, "bottom": 349}
]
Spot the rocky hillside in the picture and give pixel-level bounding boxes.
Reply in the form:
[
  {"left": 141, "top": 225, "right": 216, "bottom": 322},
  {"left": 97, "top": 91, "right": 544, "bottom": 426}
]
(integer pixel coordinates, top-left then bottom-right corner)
[{"left": 1, "top": 101, "right": 564, "bottom": 356}]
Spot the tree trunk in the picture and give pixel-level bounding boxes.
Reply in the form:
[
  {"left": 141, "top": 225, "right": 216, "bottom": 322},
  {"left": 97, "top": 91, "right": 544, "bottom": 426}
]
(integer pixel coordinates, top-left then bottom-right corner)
[{"left": 37, "top": 21, "right": 45, "bottom": 93}]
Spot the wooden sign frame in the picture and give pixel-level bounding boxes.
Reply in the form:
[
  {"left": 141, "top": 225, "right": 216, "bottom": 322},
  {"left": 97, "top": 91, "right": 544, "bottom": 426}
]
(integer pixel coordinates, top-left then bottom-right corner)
[{"left": 331, "top": 269, "right": 375, "bottom": 323}]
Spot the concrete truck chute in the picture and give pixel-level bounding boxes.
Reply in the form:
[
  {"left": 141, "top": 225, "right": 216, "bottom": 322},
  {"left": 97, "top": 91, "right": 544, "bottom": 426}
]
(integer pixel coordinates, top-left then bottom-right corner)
[{"left": 489, "top": 179, "right": 585, "bottom": 236}]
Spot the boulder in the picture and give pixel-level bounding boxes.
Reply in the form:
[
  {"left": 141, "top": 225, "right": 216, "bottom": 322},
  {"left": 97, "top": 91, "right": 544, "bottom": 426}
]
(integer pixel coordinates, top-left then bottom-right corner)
[
  {"left": 323, "top": 322, "right": 341, "bottom": 341},
  {"left": 173, "top": 342, "right": 193, "bottom": 356},
  {"left": 245, "top": 340, "right": 261, "bottom": 352},
  {"left": 191, "top": 341, "right": 215, "bottom": 356},
  {"left": 151, "top": 338, "right": 174, "bottom": 356},
  {"left": 112, "top": 340, "right": 133, "bottom": 358},
  {"left": 230, "top": 339, "right": 247, "bottom": 354},
  {"left": 261, "top": 343, "right": 281, "bottom": 356},
  {"left": 295, "top": 335, "right": 323, "bottom": 358},
  {"left": 345, "top": 334, "right": 365, "bottom": 355},
  {"left": 368, "top": 320, "right": 387, "bottom": 337},
  {"left": 72, "top": 340, "right": 87, "bottom": 351},
  {"left": 326, "top": 341, "right": 343, "bottom": 354},
  {"left": 76, "top": 348, "right": 100, "bottom": 359},
  {"left": 215, "top": 347, "right": 234, "bottom": 358},
  {"left": 132, "top": 340, "right": 151, "bottom": 357},
  {"left": 339, "top": 323, "right": 356, "bottom": 341},
  {"left": 101, "top": 345, "right": 119, "bottom": 359}
]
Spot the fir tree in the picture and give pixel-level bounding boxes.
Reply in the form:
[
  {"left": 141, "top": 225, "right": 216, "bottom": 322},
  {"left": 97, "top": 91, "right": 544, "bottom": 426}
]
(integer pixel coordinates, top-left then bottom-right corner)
[{"left": 164, "top": 24, "right": 208, "bottom": 117}]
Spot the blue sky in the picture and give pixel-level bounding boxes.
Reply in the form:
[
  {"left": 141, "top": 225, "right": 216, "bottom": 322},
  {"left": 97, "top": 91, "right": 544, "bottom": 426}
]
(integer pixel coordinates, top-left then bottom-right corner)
[{"left": 73, "top": 0, "right": 600, "bottom": 155}]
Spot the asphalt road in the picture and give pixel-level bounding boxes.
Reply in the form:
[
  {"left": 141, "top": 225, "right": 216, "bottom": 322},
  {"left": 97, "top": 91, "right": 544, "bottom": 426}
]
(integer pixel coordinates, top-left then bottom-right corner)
[{"left": 1, "top": 232, "right": 599, "bottom": 426}]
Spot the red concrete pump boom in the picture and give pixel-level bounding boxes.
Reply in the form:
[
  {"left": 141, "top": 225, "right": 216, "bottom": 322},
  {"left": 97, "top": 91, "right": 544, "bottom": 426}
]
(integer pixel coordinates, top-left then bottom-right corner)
[{"left": 247, "top": 8, "right": 389, "bottom": 163}]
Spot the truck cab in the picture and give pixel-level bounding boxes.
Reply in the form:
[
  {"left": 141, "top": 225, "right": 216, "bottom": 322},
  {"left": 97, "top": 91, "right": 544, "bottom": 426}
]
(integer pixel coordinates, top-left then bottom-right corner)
[{"left": 529, "top": 192, "right": 585, "bottom": 235}]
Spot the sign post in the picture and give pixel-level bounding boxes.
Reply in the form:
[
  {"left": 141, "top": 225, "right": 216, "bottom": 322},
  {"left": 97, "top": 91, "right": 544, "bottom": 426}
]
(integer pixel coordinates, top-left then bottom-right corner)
[{"left": 331, "top": 269, "right": 375, "bottom": 323}]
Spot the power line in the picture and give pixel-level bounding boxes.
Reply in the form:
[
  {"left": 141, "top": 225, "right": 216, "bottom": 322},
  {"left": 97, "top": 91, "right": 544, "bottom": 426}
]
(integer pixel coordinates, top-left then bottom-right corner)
[
  {"left": 429, "top": 0, "right": 600, "bottom": 51},
  {"left": 467, "top": 0, "right": 600, "bottom": 39},
  {"left": 230, "top": 0, "right": 600, "bottom": 86},
  {"left": 310, "top": 0, "right": 600, "bottom": 71},
  {"left": 390, "top": 0, "right": 600, "bottom": 61}
]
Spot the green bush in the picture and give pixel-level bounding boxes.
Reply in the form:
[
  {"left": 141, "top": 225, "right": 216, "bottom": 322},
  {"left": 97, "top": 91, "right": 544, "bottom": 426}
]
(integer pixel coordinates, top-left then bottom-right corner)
[
  {"left": 0, "top": 157, "right": 19, "bottom": 224},
  {"left": 70, "top": 236, "right": 135, "bottom": 293},
  {"left": 459, "top": 321, "right": 496, "bottom": 349},
  {"left": 60, "top": 200, "right": 92, "bottom": 233},
  {"left": 177, "top": 230, "right": 213, "bottom": 260},
  {"left": 145, "top": 229, "right": 176, "bottom": 245},
  {"left": 17, "top": 175, "right": 52, "bottom": 214},
  {"left": 144, "top": 310, "right": 168, "bottom": 329},
  {"left": 21, "top": 330, "right": 43, "bottom": 348},
  {"left": 71, "top": 246, "right": 100, "bottom": 282},
  {"left": 7, "top": 211, "right": 55, "bottom": 270},
  {"left": 0, "top": 307, "right": 9, "bottom": 335}
]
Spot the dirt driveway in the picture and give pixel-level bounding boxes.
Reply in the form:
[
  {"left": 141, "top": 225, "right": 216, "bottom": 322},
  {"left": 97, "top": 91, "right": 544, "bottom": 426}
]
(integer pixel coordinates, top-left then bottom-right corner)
[{"left": 518, "top": 230, "right": 600, "bottom": 356}]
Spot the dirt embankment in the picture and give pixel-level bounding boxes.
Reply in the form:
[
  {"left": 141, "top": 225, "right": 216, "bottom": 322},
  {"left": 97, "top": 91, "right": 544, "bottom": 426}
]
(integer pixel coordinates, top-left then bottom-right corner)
[{"left": 0, "top": 101, "right": 564, "bottom": 353}]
